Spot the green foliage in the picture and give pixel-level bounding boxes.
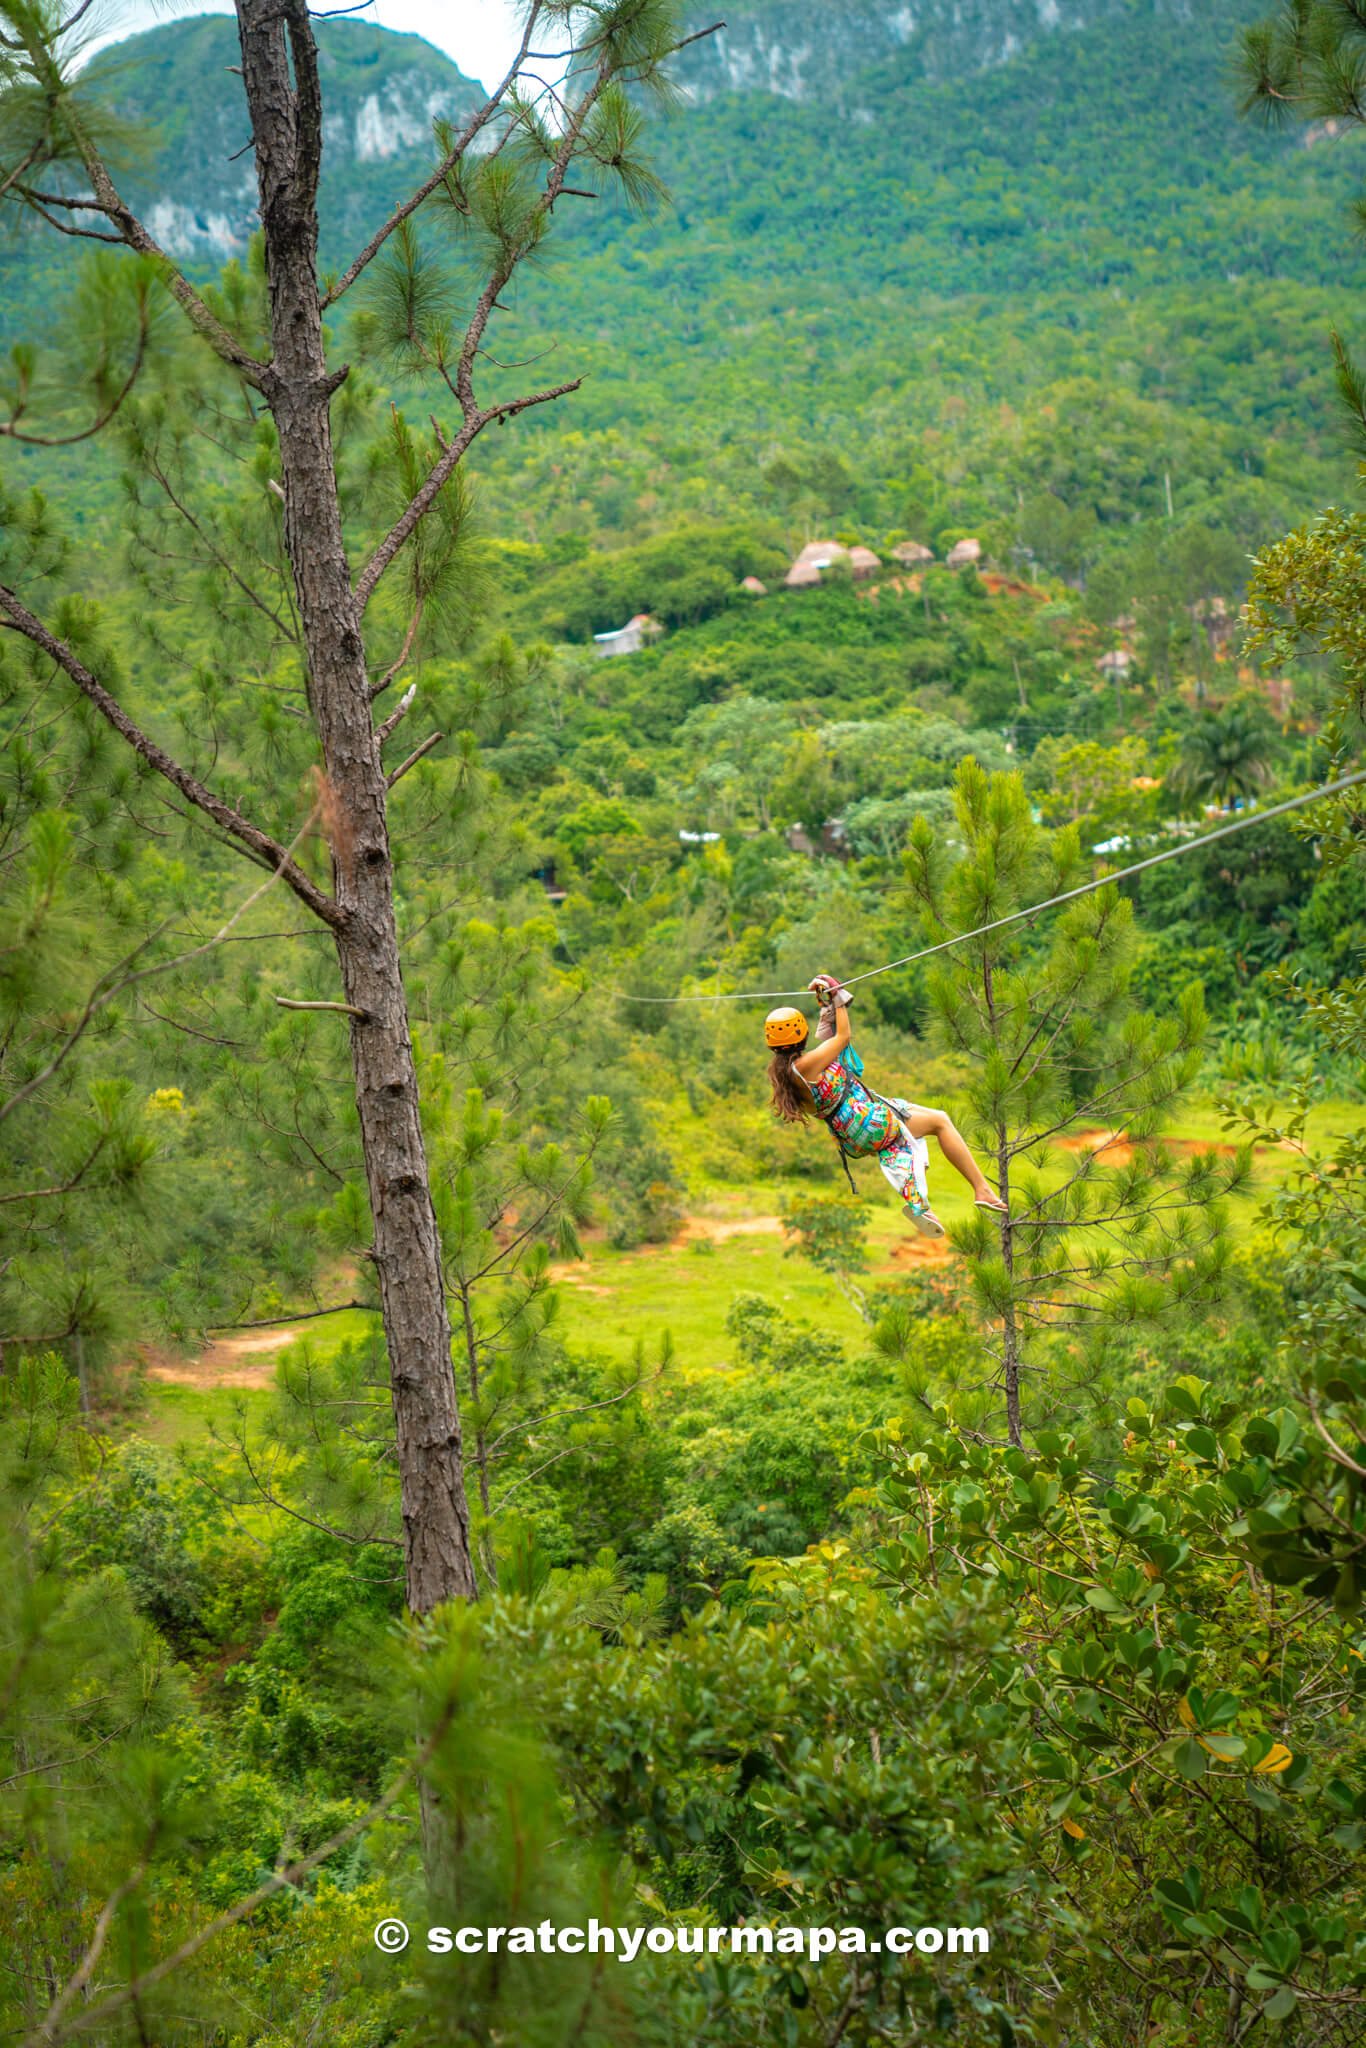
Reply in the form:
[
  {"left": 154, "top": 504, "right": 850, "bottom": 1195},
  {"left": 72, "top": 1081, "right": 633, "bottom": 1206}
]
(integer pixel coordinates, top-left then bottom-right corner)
[
  {"left": 874, "top": 1395, "right": 1366, "bottom": 2038},
  {"left": 495, "top": 1561, "right": 1048, "bottom": 2046},
  {"left": 778, "top": 1190, "right": 870, "bottom": 1279},
  {"left": 1218, "top": 1069, "right": 1366, "bottom": 1611},
  {"left": 3, "top": 4, "right": 1366, "bottom": 2041}
]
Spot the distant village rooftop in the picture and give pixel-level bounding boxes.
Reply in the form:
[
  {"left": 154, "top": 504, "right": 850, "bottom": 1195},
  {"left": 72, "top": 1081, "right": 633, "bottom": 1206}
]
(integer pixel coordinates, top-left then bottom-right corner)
[
  {"left": 780, "top": 537, "right": 980, "bottom": 587},
  {"left": 784, "top": 540, "right": 848, "bottom": 587}
]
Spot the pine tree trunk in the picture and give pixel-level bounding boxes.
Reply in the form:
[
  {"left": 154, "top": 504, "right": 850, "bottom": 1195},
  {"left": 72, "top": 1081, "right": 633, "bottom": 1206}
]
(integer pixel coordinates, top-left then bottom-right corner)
[
  {"left": 237, "top": 0, "right": 475, "bottom": 1611},
  {"left": 981, "top": 952, "right": 1024, "bottom": 1448},
  {"left": 458, "top": 1285, "right": 498, "bottom": 1589},
  {"left": 997, "top": 1141, "right": 1023, "bottom": 1449}
]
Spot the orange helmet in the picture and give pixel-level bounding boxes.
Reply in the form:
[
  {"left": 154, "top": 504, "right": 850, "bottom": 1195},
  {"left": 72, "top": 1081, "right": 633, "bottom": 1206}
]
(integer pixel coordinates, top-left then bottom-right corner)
[{"left": 765, "top": 1006, "right": 809, "bottom": 1048}]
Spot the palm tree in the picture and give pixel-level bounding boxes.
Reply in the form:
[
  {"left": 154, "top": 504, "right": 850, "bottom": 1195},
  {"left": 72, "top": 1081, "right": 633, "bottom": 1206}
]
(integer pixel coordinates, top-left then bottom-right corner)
[{"left": 1168, "top": 703, "right": 1278, "bottom": 810}]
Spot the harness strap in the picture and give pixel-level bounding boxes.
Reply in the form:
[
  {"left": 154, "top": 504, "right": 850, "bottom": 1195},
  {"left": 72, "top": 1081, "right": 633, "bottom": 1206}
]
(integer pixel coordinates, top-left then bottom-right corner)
[{"left": 832, "top": 1129, "right": 858, "bottom": 1195}]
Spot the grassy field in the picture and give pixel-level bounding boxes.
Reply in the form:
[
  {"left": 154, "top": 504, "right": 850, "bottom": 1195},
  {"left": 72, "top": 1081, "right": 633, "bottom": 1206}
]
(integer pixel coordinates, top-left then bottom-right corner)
[{"left": 123, "top": 1096, "right": 1365, "bottom": 1440}]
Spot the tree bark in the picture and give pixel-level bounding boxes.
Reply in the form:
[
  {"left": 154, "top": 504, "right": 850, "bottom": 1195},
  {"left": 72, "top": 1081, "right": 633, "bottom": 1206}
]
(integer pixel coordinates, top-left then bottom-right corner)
[
  {"left": 997, "top": 1140, "right": 1023, "bottom": 1449},
  {"left": 236, "top": 0, "right": 475, "bottom": 1609},
  {"left": 981, "top": 950, "right": 1023, "bottom": 1448}
]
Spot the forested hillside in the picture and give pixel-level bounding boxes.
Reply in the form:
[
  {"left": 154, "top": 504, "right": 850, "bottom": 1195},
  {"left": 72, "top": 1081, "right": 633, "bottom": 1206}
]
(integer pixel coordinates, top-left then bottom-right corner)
[
  {"left": 5, "top": 0, "right": 1366, "bottom": 567},
  {"left": 3, "top": 0, "right": 1366, "bottom": 2043}
]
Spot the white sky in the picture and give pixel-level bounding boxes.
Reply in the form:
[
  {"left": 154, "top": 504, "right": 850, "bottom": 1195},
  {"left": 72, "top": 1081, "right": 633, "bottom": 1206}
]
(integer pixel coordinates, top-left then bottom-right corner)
[{"left": 80, "top": 1, "right": 526, "bottom": 93}]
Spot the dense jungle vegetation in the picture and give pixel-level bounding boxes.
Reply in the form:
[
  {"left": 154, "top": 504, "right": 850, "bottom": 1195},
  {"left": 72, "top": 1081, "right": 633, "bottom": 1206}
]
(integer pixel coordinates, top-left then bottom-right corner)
[{"left": 2, "top": 1, "right": 1366, "bottom": 2044}]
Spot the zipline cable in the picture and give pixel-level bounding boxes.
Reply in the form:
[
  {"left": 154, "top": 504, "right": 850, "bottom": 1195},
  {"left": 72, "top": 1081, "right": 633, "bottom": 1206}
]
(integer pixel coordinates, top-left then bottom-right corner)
[{"left": 616, "top": 768, "right": 1366, "bottom": 1006}]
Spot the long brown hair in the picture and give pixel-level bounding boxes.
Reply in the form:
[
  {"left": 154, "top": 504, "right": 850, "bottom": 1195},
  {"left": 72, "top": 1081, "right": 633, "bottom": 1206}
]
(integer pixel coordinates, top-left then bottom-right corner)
[{"left": 768, "top": 1045, "right": 813, "bottom": 1124}]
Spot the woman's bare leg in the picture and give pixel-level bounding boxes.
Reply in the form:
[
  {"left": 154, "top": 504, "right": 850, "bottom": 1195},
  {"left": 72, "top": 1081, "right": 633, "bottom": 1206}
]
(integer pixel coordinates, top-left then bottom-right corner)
[{"left": 900, "top": 1105, "right": 1003, "bottom": 1205}]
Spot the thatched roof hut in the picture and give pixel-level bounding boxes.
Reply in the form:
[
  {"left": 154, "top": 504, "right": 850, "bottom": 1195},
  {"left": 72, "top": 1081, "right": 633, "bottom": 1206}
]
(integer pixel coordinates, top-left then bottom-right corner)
[
  {"left": 946, "top": 538, "right": 983, "bottom": 569},
  {"left": 847, "top": 546, "right": 882, "bottom": 579},
  {"left": 891, "top": 541, "right": 934, "bottom": 567},
  {"left": 793, "top": 539, "right": 848, "bottom": 569}
]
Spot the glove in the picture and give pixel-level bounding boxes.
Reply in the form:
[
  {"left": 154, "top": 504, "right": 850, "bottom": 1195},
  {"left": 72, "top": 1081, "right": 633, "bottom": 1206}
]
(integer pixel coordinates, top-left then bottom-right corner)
[{"left": 810, "top": 973, "right": 853, "bottom": 1007}]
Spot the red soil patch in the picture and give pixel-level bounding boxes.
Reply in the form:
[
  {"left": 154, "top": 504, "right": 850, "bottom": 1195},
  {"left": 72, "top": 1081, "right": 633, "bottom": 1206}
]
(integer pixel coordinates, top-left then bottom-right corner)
[
  {"left": 980, "top": 571, "right": 1048, "bottom": 600},
  {"left": 888, "top": 1232, "right": 956, "bottom": 1268},
  {"left": 549, "top": 1213, "right": 787, "bottom": 1288},
  {"left": 1054, "top": 1129, "right": 1242, "bottom": 1166}
]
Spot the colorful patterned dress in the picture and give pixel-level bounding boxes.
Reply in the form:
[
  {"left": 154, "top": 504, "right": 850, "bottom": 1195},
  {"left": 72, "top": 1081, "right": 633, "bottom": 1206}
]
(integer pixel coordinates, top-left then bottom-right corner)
[{"left": 803, "top": 1043, "right": 931, "bottom": 1214}]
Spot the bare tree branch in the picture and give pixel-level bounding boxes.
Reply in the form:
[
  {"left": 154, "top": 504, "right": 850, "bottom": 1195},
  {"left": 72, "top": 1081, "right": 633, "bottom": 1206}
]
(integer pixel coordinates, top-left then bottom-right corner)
[
  {"left": 26, "top": 1866, "right": 148, "bottom": 2047},
  {"left": 0, "top": 1132, "right": 109, "bottom": 1205},
  {"left": 57, "top": 0, "right": 104, "bottom": 33},
  {"left": 0, "top": 923, "right": 169, "bottom": 1127},
  {"left": 1, "top": 801, "right": 325, "bottom": 1128},
  {"left": 143, "top": 454, "right": 298, "bottom": 641},
  {"left": 369, "top": 599, "right": 423, "bottom": 700},
  {"left": 235, "top": 1431, "right": 401, "bottom": 1548},
  {"left": 274, "top": 995, "right": 366, "bottom": 1016},
  {"left": 386, "top": 729, "right": 443, "bottom": 787},
  {"left": 375, "top": 680, "right": 416, "bottom": 746},
  {"left": 0, "top": 138, "right": 44, "bottom": 204},
  {"left": 206, "top": 1300, "right": 378, "bottom": 1330}
]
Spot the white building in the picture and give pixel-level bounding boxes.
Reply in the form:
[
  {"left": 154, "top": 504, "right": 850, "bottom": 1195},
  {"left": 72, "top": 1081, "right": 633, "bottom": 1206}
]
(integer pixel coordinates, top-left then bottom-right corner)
[{"left": 593, "top": 613, "right": 662, "bottom": 657}]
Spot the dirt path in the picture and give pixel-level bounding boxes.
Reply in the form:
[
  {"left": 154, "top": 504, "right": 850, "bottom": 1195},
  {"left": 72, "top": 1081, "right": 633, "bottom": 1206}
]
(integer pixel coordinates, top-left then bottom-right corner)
[
  {"left": 677, "top": 1214, "right": 787, "bottom": 1244},
  {"left": 141, "top": 1328, "right": 299, "bottom": 1391}
]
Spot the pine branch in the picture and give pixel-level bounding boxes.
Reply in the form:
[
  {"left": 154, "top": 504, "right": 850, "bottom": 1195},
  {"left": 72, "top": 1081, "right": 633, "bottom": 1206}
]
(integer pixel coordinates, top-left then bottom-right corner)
[
  {"left": 354, "top": 380, "right": 581, "bottom": 607},
  {"left": 0, "top": 296, "right": 149, "bottom": 445},
  {"left": 6, "top": 17, "right": 268, "bottom": 385},
  {"left": 0, "top": 585, "right": 343, "bottom": 929},
  {"left": 321, "top": 0, "right": 546, "bottom": 307},
  {"left": 1331, "top": 327, "right": 1366, "bottom": 455}
]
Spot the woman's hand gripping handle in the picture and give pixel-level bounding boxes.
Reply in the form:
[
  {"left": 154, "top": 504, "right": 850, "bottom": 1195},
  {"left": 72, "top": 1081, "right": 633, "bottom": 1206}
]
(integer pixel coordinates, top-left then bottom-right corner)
[{"left": 808, "top": 972, "right": 852, "bottom": 1046}]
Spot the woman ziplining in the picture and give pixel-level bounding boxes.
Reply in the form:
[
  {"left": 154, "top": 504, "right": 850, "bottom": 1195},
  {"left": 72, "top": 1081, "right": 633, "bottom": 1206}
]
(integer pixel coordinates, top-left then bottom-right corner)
[
  {"left": 765, "top": 972, "right": 1008, "bottom": 1238},
  {"left": 624, "top": 771, "right": 1366, "bottom": 1233}
]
